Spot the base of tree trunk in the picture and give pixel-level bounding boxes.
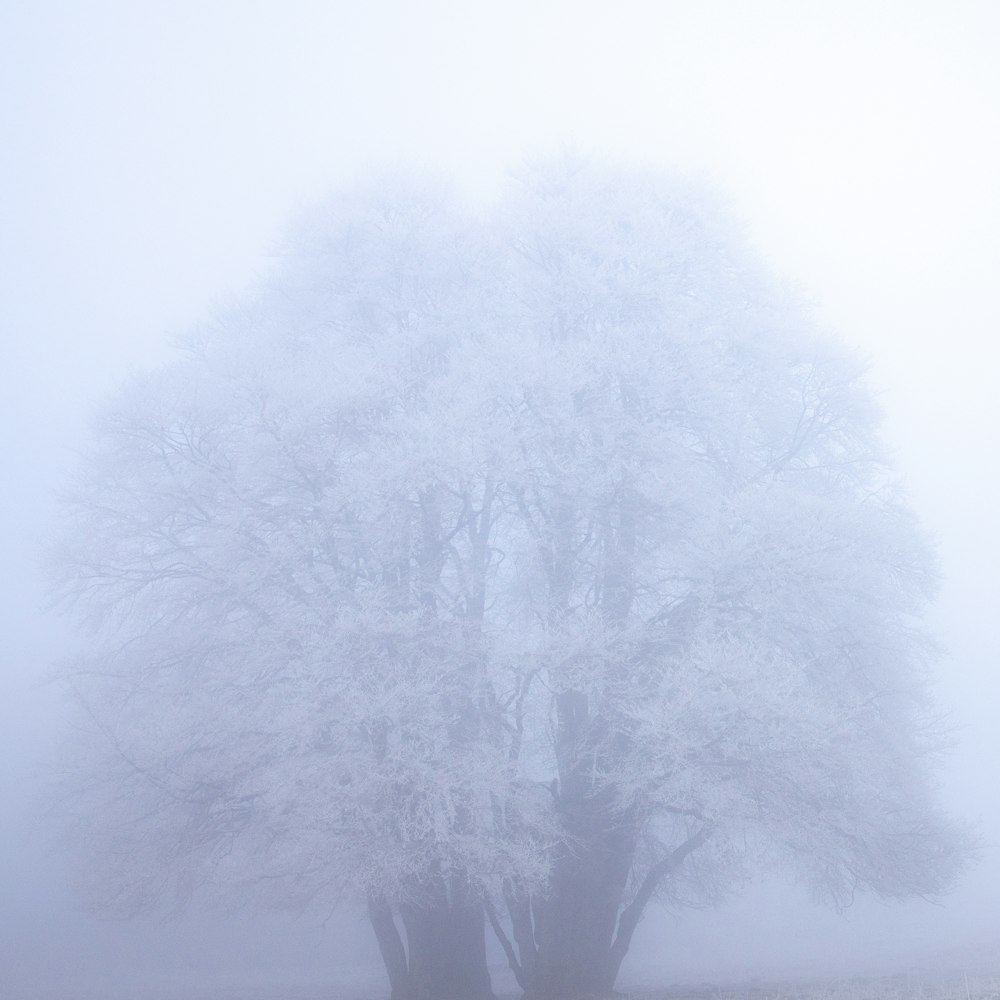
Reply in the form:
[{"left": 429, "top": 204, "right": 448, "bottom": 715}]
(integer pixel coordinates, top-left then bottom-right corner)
[
  {"left": 401, "top": 896, "right": 495, "bottom": 1000},
  {"left": 527, "top": 819, "right": 635, "bottom": 999},
  {"left": 369, "top": 887, "right": 495, "bottom": 1000}
]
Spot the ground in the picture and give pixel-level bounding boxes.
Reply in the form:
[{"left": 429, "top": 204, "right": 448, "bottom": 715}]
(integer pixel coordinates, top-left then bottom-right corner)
[
  {"left": 5, "top": 946, "right": 999, "bottom": 1000},
  {"left": 633, "top": 974, "right": 1000, "bottom": 999}
]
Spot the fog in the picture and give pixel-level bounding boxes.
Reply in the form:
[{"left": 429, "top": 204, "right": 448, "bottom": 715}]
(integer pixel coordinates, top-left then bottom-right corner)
[{"left": 2, "top": 2, "right": 999, "bottom": 998}]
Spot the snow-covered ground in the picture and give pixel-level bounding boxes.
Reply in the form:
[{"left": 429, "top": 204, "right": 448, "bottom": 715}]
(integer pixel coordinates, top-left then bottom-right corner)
[
  {"left": 7, "top": 948, "right": 1000, "bottom": 1000},
  {"left": 622, "top": 940, "right": 1000, "bottom": 1000}
]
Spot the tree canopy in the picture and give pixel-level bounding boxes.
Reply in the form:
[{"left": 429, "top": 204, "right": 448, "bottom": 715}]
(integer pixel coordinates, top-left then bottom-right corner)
[{"left": 52, "top": 162, "right": 972, "bottom": 1000}]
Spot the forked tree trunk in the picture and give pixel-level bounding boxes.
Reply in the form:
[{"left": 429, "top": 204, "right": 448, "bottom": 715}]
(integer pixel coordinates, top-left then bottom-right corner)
[
  {"left": 368, "top": 882, "right": 495, "bottom": 1000},
  {"left": 518, "top": 683, "right": 639, "bottom": 998},
  {"left": 497, "top": 823, "right": 710, "bottom": 999},
  {"left": 368, "top": 895, "right": 411, "bottom": 1000},
  {"left": 401, "top": 894, "right": 494, "bottom": 1000},
  {"left": 366, "top": 487, "right": 497, "bottom": 1000},
  {"left": 529, "top": 810, "right": 638, "bottom": 998}
]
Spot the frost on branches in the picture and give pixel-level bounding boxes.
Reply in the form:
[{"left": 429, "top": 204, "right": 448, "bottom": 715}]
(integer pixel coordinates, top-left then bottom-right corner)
[{"left": 51, "top": 164, "right": 973, "bottom": 1000}]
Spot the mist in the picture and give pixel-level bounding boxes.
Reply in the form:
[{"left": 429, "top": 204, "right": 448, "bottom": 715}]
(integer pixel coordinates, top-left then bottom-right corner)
[{"left": 3, "top": 4, "right": 999, "bottom": 999}]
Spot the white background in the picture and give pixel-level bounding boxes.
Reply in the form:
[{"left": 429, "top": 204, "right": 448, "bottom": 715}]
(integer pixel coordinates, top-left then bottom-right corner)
[{"left": 2, "top": 1, "right": 998, "bottom": 992}]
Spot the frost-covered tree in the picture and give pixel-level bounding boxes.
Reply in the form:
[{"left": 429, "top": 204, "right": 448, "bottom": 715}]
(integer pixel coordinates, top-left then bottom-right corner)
[
  {"left": 477, "top": 167, "right": 972, "bottom": 997},
  {"left": 51, "top": 163, "right": 972, "bottom": 1000},
  {"left": 53, "top": 183, "right": 539, "bottom": 1000}
]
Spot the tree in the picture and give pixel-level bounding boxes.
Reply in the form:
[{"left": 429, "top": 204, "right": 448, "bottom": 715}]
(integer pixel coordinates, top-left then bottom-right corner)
[
  {"left": 53, "top": 181, "right": 534, "bottom": 1000},
  {"left": 52, "top": 162, "right": 972, "bottom": 1000},
  {"left": 477, "top": 165, "right": 971, "bottom": 997}
]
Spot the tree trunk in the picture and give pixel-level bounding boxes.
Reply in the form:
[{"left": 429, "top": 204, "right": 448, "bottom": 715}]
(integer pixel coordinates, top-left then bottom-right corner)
[
  {"left": 528, "top": 814, "right": 637, "bottom": 998},
  {"left": 509, "top": 685, "right": 705, "bottom": 997},
  {"left": 369, "top": 877, "right": 495, "bottom": 1000},
  {"left": 367, "top": 487, "right": 496, "bottom": 1000},
  {"left": 603, "top": 827, "right": 710, "bottom": 988},
  {"left": 400, "top": 889, "right": 495, "bottom": 1000},
  {"left": 368, "top": 894, "right": 411, "bottom": 1000},
  {"left": 520, "top": 685, "right": 638, "bottom": 998},
  {"left": 510, "top": 822, "right": 709, "bottom": 999}
]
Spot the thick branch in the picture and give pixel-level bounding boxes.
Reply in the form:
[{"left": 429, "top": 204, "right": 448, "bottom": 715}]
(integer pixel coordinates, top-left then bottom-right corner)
[
  {"left": 367, "top": 894, "right": 410, "bottom": 1000},
  {"left": 606, "top": 827, "right": 710, "bottom": 983},
  {"left": 484, "top": 898, "right": 525, "bottom": 990},
  {"left": 505, "top": 888, "right": 538, "bottom": 983}
]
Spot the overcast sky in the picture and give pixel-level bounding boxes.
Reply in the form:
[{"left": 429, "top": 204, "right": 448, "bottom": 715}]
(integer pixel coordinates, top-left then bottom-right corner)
[{"left": 2, "top": 0, "right": 998, "bottom": 991}]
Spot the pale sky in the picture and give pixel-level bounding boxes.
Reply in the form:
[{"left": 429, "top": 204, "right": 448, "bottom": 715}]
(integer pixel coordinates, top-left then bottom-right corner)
[{"left": 2, "top": 0, "right": 998, "bottom": 989}]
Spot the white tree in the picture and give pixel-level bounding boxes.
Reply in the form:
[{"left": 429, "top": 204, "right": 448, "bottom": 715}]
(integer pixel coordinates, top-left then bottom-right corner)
[
  {"left": 52, "top": 163, "right": 972, "bottom": 1000},
  {"left": 473, "top": 164, "right": 970, "bottom": 997},
  {"left": 53, "top": 181, "right": 546, "bottom": 1000}
]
